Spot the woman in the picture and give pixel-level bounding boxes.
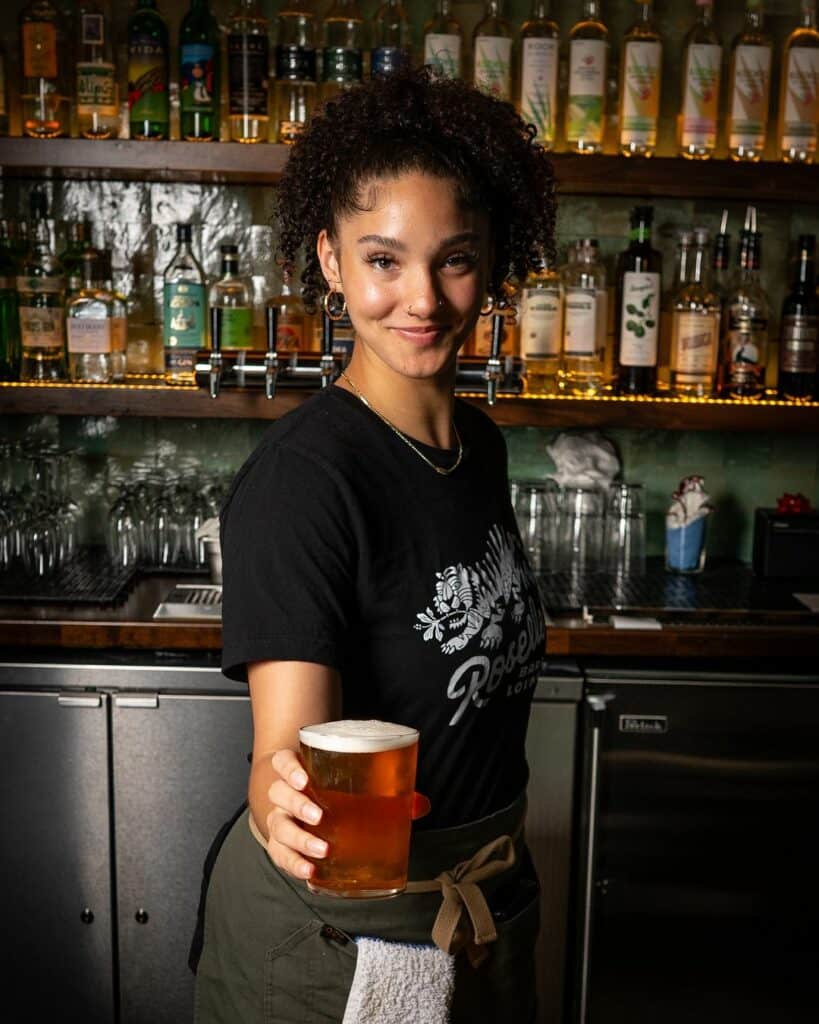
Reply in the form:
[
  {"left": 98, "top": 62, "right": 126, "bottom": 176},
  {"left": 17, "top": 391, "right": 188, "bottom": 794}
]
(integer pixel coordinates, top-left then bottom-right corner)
[{"left": 195, "top": 67, "right": 556, "bottom": 1023}]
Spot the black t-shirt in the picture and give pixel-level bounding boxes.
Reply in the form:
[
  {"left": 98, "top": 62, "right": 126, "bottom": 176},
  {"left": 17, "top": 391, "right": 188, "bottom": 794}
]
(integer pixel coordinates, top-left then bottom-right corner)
[{"left": 220, "top": 386, "right": 546, "bottom": 828}]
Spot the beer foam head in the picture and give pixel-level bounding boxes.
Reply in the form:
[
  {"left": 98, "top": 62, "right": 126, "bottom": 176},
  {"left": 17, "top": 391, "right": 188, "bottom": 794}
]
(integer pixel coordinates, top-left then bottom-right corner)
[{"left": 299, "top": 719, "right": 419, "bottom": 753}]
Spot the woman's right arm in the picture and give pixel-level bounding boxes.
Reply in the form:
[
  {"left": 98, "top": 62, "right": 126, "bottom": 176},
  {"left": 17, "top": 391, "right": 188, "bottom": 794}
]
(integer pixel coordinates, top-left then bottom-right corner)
[{"left": 247, "top": 659, "right": 342, "bottom": 881}]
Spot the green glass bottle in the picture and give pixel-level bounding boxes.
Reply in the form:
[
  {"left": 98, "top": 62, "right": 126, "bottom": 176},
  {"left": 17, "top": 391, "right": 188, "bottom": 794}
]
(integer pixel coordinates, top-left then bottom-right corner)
[
  {"left": 180, "top": 0, "right": 220, "bottom": 141},
  {"left": 0, "top": 219, "right": 21, "bottom": 380},
  {"left": 128, "top": 0, "right": 170, "bottom": 140}
]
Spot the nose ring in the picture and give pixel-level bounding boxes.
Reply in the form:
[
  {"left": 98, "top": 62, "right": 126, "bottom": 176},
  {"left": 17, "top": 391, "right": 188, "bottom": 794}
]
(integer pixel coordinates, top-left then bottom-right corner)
[{"left": 406, "top": 299, "right": 444, "bottom": 315}]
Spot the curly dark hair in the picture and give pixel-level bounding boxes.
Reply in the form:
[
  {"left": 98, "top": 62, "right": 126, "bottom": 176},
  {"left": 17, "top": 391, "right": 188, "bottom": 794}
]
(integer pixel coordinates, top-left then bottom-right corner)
[{"left": 274, "top": 67, "right": 557, "bottom": 312}]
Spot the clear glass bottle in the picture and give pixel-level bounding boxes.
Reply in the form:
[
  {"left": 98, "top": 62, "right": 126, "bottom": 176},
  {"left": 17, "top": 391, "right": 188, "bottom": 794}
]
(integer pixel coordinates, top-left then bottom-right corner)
[
  {"left": 618, "top": 0, "right": 662, "bottom": 157},
  {"left": 562, "top": 238, "right": 607, "bottom": 394},
  {"left": 711, "top": 209, "right": 732, "bottom": 305},
  {"left": 615, "top": 205, "right": 662, "bottom": 395},
  {"left": 321, "top": 0, "right": 364, "bottom": 103},
  {"left": 274, "top": 0, "right": 317, "bottom": 144},
  {"left": 423, "top": 0, "right": 462, "bottom": 80},
  {"left": 0, "top": 39, "right": 8, "bottom": 136},
  {"left": 372, "top": 0, "right": 411, "bottom": 77},
  {"left": 227, "top": 0, "right": 270, "bottom": 143},
  {"left": 18, "top": 191, "right": 66, "bottom": 382},
  {"left": 210, "top": 243, "right": 253, "bottom": 351},
  {"left": 98, "top": 248, "right": 127, "bottom": 380},
  {"left": 163, "top": 223, "right": 207, "bottom": 384},
  {"left": 722, "top": 228, "right": 770, "bottom": 398},
  {"left": 677, "top": 0, "right": 722, "bottom": 159},
  {"left": 658, "top": 229, "right": 693, "bottom": 390},
  {"left": 670, "top": 227, "right": 720, "bottom": 397},
  {"left": 518, "top": 0, "right": 559, "bottom": 150},
  {"left": 521, "top": 254, "right": 563, "bottom": 395},
  {"left": 127, "top": 0, "right": 170, "bottom": 140},
  {"left": 75, "top": 0, "right": 118, "bottom": 139},
  {"left": 268, "top": 271, "right": 308, "bottom": 351},
  {"left": 20, "top": 0, "right": 71, "bottom": 138},
  {"left": 727, "top": 0, "right": 772, "bottom": 162},
  {"left": 180, "top": 0, "right": 220, "bottom": 142},
  {"left": 777, "top": 0, "right": 819, "bottom": 163},
  {"left": 779, "top": 234, "right": 818, "bottom": 401},
  {"left": 566, "top": 0, "right": 609, "bottom": 154},
  {"left": 472, "top": 0, "right": 513, "bottom": 101},
  {"left": 67, "top": 249, "right": 113, "bottom": 383},
  {"left": 60, "top": 221, "right": 92, "bottom": 297},
  {"left": 0, "top": 220, "right": 21, "bottom": 380}
]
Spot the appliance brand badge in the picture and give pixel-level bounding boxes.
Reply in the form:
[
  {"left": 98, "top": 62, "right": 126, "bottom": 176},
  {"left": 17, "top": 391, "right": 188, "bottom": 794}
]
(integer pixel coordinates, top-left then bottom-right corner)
[{"left": 619, "top": 714, "right": 668, "bottom": 734}]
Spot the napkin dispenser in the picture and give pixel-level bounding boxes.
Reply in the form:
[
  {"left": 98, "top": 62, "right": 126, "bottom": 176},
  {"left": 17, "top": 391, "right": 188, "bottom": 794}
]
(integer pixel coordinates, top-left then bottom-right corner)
[{"left": 752, "top": 507, "right": 819, "bottom": 578}]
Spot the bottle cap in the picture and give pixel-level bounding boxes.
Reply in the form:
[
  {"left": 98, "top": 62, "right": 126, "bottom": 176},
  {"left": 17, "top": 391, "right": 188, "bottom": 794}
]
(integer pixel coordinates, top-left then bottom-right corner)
[
  {"left": 176, "top": 223, "right": 193, "bottom": 243},
  {"left": 693, "top": 226, "right": 710, "bottom": 245}
]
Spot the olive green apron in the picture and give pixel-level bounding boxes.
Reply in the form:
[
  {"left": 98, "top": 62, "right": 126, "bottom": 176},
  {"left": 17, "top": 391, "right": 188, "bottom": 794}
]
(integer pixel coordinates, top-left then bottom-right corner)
[{"left": 195, "top": 792, "right": 539, "bottom": 1024}]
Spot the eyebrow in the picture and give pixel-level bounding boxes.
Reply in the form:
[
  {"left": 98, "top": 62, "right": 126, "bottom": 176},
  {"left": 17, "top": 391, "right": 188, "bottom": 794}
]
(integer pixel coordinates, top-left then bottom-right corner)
[{"left": 356, "top": 231, "right": 482, "bottom": 250}]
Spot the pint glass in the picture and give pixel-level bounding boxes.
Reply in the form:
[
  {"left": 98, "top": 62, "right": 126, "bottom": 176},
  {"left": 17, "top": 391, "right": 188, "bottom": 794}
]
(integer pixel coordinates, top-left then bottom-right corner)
[{"left": 299, "top": 719, "right": 420, "bottom": 898}]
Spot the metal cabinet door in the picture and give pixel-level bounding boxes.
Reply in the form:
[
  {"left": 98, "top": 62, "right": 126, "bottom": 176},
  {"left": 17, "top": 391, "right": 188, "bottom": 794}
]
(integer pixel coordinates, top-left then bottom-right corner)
[
  {"left": 0, "top": 690, "right": 114, "bottom": 1021},
  {"left": 112, "top": 691, "right": 251, "bottom": 1024}
]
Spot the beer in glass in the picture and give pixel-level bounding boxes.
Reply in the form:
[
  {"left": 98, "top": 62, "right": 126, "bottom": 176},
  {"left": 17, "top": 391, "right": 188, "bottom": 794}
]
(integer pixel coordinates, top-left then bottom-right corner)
[{"left": 299, "top": 719, "right": 420, "bottom": 898}]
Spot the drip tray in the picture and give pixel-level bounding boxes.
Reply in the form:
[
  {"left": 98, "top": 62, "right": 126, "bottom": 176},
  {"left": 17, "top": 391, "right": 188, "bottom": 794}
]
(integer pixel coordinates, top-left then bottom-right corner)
[{"left": 153, "top": 583, "right": 222, "bottom": 620}]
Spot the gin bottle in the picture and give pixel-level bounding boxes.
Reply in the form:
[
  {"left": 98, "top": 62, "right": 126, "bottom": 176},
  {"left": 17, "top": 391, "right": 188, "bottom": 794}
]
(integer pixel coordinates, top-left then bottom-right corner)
[
  {"left": 566, "top": 0, "right": 609, "bottom": 154},
  {"left": 321, "top": 0, "right": 364, "bottom": 103},
  {"left": 423, "top": 0, "right": 462, "bottom": 80},
  {"left": 670, "top": 227, "right": 720, "bottom": 396},
  {"left": 779, "top": 235, "right": 818, "bottom": 401},
  {"left": 20, "top": 0, "right": 71, "bottom": 138},
  {"left": 19, "top": 191, "right": 66, "bottom": 382},
  {"left": 372, "top": 0, "right": 411, "bottom": 77},
  {"left": 777, "top": 0, "right": 819, "bottom": 163},
  {"left": 128, "top": 0, "right": 170, "bottom": 140},
  {"left": 727, "top": 0, "right": 773, "bottom": 162},
  {"left": 180, "top": 0, "right": 220, "bottom": 142},
  {"left": 76, "top": 0, "right": 118, "bottom": 139},
  {"left": 227, "top": 0, "right": 270, "bottom": 143},
  {"left": 0, "top": 220, "right": 21, "bottom": 380},
  {"left": 67, "top": 249, "right": 113, "bottom": 383},
  {"left": 209, "top": 244, "right": 253, "bottom": 351},
  {"left": 273, "top": 0, "right": 317, "bottom": 144},
  {"left": 562, "top": 238, "right": 607, "bottom": 394},
  {"left": 518, "top": 0, "right": 559, "bottom": 150},
  {"left": 618, "top": 0, "right": 662, "bottom": 157},
  {"left": 722, "top": 228, "right": 770, "bottom": 398},
  {"left": 677, "top": 0, "right": 722, "bottom": 159},
  {"left": 473, "top": 0, "right": 513, "bottom": 102},
  {"left": 163, "top": 223, "right": 207, "bottom": 384},
  {"left": 520, "top": 254, "right": 562, "bottom": 395}
]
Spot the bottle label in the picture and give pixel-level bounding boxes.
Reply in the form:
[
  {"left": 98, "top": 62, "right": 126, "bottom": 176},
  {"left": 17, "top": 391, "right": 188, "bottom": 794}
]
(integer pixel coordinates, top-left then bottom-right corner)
[
  {"left": 564, "top": 288, "right": 599, "bottom": 356},
  {"left": 76, "top": 62, "right": 118, "bottom": 116},
  {"left": 473, "top": 37, "right": 512, "bottom": 100},
  {"left": 181, "top": 43, "right": 217, "bottom": 114},
  {"left": 782, "top": 47, "right": 819, "bottom": 152},
  {"left": 473, "top": 311, "right": 515, "bottom": 355},
  {"left": 219, "top": 306, "right": 253, "bottom": 349},
  {"left": 619, "top": 271, "right": 660, "bottom": 366},
  {"left": 322, "top": 47, "right": 363, "bottom": 83},
  {"left": 163, "top": 282, "right": 206, "bottom": 349},
  {"left": 277, "top": 314, "right": 305, "bottom": 351},
  {"left": 81, "top": 13, "right": 104, "bottom": 47},
  {"left": 621, "top": 40, "right": 662, "bottom": 148},
  {"left": 128, "top": 35, "right": 169, "bottom": 120},
  {"left": 521, "top": 38, "right": 559, "bottom": 146},
  {"left": 567, "top": 39, "right": 607, "bottom": 144},
  {"left": 67, "top": 317, "right": 112, "bottom": 354},
  {"left": 23, "top": 22, "right": 58, "bottom": 79},
  {"left": 681, "top": 43, "right": 721, "bottom": 148},
  {"left": 112, "top": 316, "right": 127, "bottom": 353},
  {"left": 729, "top": 44, "right": 771, "bottom": 150},
  {"left": 276, "top": 45, "right": 317, "bottom": 82},
  {"left": 781, "top": 315, "right": 818, "bottom": 373},
  {"left": 727, "top": 313, "right": 768, "bottom": 388},
  {"left": 19, "top": 306, "right": 64, "bottom": 350},
  {"left": 521, "top": 287, "right": 561, "bottom": 358},
  {"left": 424, "top": 33, "right": 461, "bottom": 79},
  {"left": 672, "top": 311, "right": 718, "bottom": 379},
  {"left": 17, "top": 275, "right": 65, "bottom": 294},
  {"left": 372, "top": 48, "right": 410, "bottom": 77},
  {"left": 228, "top": 33, "right": 269, "bottom": 113}
]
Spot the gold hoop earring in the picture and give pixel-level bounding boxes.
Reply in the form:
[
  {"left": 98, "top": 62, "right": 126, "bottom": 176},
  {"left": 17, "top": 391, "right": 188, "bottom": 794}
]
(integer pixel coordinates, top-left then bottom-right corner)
[
  {"left": 480, "top": 294, "right": 495, "bottom": 316},
  {"left": 323, "top": 289, "right": 347, "bottom": 322}
]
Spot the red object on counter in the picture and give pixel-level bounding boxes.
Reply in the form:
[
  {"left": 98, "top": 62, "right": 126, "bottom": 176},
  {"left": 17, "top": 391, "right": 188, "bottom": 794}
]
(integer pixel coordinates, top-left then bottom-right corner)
[{"left": 775, "top": 493, "right": 813, "bottom": 514}]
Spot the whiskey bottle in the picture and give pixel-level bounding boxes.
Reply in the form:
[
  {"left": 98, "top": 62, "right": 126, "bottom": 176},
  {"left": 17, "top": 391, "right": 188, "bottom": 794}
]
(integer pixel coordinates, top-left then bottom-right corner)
[
  {"left": 209, "top": 244, "right": 253, "bottom": 351},
  {"left": 722, "top": 227, "right": 770, "bottom": 398},
  {"left": 227, "top": 0, "right": 270, "bottom": 142},
  {"left": 180, "top": 0, "right": 220, "bottom": 142},
  {"left": 473, "top": 0, "right": 513, "bottom": 101},
  {"left": 615, "top": 206, "right": 662, "bottom": 395},
  {"left": 423, "top": 0, "right": 462, "bottom": 80},
  {"left": 20, "top": 0, "right": 71, "bottom": 138},
  {"left": 273, "top": 0, "right": 317, "bottom": 144},
  {"left": 268, "top": 271, "right": 308, "bottom": 351},
  {"left": 777, "top": 0, "right": 819, "bottom": 163},
  {"left": 372, "top": 0, "right": 411, "bottom": 77},
  {"left": 75, "top": 0, "right": 118, "bottom": 139},
  {"left": 779, "top": 235, "right": 818, "bottom": 401},
  {"left": 520, "top": 254, "right": 562, "bottom": 395},
  {"left": 98, "top": 249, "right": 128, "bottom": 381},
  {"left": 321, "top": 0, "right": 364, "bottom": 104},
  {"left": 618, "top": 0, "right": 662, "bottom": 157},
  {"left": 163, "top": 223, "right": 207, "bottom": 384},
  {"left": 677, "top": 0, "right": 722, "bottom": 159},
  {"left": 18, "top": 191, "right": 66, "bottom": 382},
  {"left": 128, "top": 0, "right": 170, "bottom": 140},
  {"left": 670, "top": 227, "right": 720, "bottom": 396},
  {"left": 518, "top": 0, "right": 559, "bottom": 150},
  {"left": 0, "top": 220, "right": 21, "bottom": 381},
  {"left": 562, "top": 238, "right": 607, "bottom": 394},
  {"left": 727, "top": 0, "right": 773, "bottom": 162},
  {"left": 67, "top": 249, "right": 113, "bottom": 383},
  {"left": 566, "top": 0, "right": 608, "bottom": 154}
]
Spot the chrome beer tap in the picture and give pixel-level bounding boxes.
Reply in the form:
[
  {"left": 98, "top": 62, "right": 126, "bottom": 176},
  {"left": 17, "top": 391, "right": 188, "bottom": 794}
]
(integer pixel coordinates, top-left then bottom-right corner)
[
  {"left": 208, "top": 307, "right": 223, "bottom": 399},
  {"left": 264, "top": 303, "right": 279, "bottom": 400},
  {"left": 320, "top": 312, "right": 336, "bottom": 388},
  {"left": 485, "top": 312, "right": 505, "bottom": 406}
]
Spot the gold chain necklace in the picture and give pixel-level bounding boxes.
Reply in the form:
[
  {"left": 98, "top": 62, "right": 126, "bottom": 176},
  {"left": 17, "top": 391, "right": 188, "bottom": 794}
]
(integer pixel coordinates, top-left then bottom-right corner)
[{"left": 339, "top": 371, "right": 463, "bottom": 477}]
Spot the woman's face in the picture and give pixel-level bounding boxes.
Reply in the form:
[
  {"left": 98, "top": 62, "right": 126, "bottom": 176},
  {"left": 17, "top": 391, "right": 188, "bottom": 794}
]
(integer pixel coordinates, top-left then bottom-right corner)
[{"left": 317, "top": 170, "right": 490, "bottom": 381}]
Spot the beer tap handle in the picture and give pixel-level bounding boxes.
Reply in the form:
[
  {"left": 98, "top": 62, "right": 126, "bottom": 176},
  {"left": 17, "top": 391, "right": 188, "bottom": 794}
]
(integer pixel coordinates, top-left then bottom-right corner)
[
  {"left": 208, "top": 306, "right": 223, "bottom": 400},
  {"left": 320, "top": 311, "right": 335, "bottom": 388},
  {"left": 264, "top": 303, "right": 279, "bottom": 401},
  {"left": 485, "top": 312, "right": 504, "bottom": 407}
]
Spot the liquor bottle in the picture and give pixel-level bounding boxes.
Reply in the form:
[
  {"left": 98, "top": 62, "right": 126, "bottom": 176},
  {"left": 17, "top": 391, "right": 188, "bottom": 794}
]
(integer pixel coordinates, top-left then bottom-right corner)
[
  {"left": 20, "top": 0, "right": 71, "bottom": 138},
  {"left": 615, "top": 206, "right": 662, "bottom": 395},
  {"left": 163, "top": 223, "right": 207, "bottom": 384},
  {"left": 711, "top": 208, "right": 731, "bottom": 304},
  {"left": 75, "top": 1, "right": 118, "bottom": 139},
  {"left": 67, "top": 250, "right": 113, "bottom": 383},
  {"left": 777, "top": 0, "right": 819, "bottom": 163},
  {"left": 727, "top": 0, "right": 773, "bottom": 162},
  {"left": 472, "top": 0, "right": 513, "bottom": 101},
  {"left": 98, "top": 249, "right": 128, "bottom": 380},
  {"left": 0, "top": 39, "right": 10, "bottom": 136},
  {"left": 273, "top": 0, "right": 317, "bottom": 144},
  {"left": 677, "top": 0, "right": 722, "bottom": 159},
  {"left": 722, "top": 227, "right": 770, "bottom": 398},
  {"left": 267, "top": 271, "right": 307, "bottom": 351},
  {"left": 670, "top": 227, "right": 720, "bottom": 397},
  {"left": 372, "top": 0, "right": 411, "bottom": 77},
  {"left": 520, "top": 254, "right": 562, "bottom": 395},
  {"left": 423, "top": 0, "right": 462, "bottom": 80},
  {"left": 0, "top": 220, "right": 21, "bottom": 381},
  {"left": 566, "top": 0, "right": 609, "bottom": 154},
  {"left": 60, "top": 221, "right": 93, "bottom": 296},
  {"left": 128, "top": 0, "right": 170, "bottom": 140},
  {"left": 18, "top": 191, "right": 66, "bottom": 382},
  {"left": 562, "top": 238, "right": 607, "bottom": 394},
  {"left": 518, "top": 0, "right": 559, "bottom": 150},
  {"left": 321, "top": 0, "right": 364, "bottom": 103},
  {"left": 227, "top": 0, "right": 270, "bottom": 143},
  {"left": 180, "top": 0, "right": 220, "bottom": 142},
  {"left": 209, "top": 244, "right": 253, "bottom": 351},
  {"left": 618, "top": 0, "right": 662, "bottom": 157},
  {"left": 779, "top": 235, "right": 818, "bottom": 401}
]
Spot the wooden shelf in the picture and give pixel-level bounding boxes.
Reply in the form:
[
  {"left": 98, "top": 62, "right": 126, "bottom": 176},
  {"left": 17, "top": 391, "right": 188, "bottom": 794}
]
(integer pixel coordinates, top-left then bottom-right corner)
[
  {"left": 3, "top": 380, "right": 818, "bottom": 432},
  {"left": 1, "top": 138, "right": 818, "bottom": 202}
]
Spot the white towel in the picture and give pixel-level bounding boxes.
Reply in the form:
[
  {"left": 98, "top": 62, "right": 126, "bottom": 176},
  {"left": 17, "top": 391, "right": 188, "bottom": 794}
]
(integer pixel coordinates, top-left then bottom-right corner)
[{"left": 341, "top": 936, "right": 455, "bottom": 1024}]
